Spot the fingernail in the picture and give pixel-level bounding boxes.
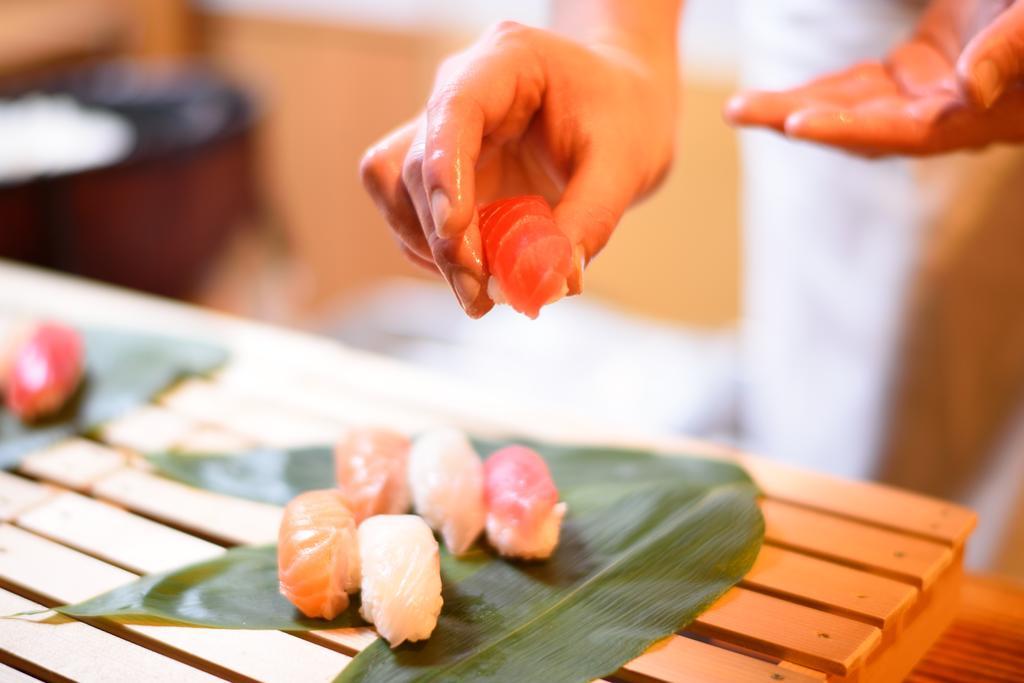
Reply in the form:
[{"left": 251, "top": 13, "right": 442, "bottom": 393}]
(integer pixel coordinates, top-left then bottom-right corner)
[
  {"left": 972, "top": 59, "right": 1002, "bottom": 108},
  {"left": 451, "top": 269, "right": 482, "bottom": 310},
  {"left": 430, "top": 190, "right": 450, "bottom": 235}
]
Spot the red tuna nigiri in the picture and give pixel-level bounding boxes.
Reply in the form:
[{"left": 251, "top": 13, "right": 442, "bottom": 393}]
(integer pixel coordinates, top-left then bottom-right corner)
[
  {"left": 278, "top": 489, "right": 360, "bottom": 620},
  {"left": 483, "top": 445, "right": 567, "bottom": 559},
  {"left": 5, "top": 322, "right": 83, "bottom": 421},
  {"left": 478, "top": 195, "right": 573, "bottom": 319}
]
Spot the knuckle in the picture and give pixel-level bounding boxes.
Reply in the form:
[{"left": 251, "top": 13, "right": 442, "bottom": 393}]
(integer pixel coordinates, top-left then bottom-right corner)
[
  {"left": 422, "top": 147, "right": 450, "bottom": 181},
  {"left": 400, "top": 150, "right": 424, "bottom": 187},
  {"left": 490, "top": 20, "right": 528, "bottom": 40},
  {"left": 358, "top": 146, "right": 387, "bottom": 189}
]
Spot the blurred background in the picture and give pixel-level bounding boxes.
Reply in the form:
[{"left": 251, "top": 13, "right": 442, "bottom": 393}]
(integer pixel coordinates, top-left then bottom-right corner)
[
  {"left": 0, "top": 0, "right": 1020, "bottom": 578},
  {"left": 0, "top": 0, "right": 742, "bottom": 434}
]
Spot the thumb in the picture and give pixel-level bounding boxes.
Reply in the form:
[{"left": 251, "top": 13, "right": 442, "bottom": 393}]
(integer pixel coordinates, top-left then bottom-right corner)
[
  {"left": 553, "top": 155, "right": 631, "bottom": 295},
  {"left": 958, "top": 2, "right": 1024, "bottom": 108}
]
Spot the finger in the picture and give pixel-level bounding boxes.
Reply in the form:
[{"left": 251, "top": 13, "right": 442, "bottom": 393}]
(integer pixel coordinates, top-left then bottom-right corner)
[
  {"left": 888, "top": 39, "right": 957, "bottom": 96},
  {"left": 397, "top": 242, "right": 439, "bottom": 272},
  {"left": 725, "top": 62, "right": 896, "bottom": 131},
  {"left": 422, "top": 22, "right": 545, "bottom": 239},
  {"left": 403, "top": 122, "right": 493, "bottom": 317},
  {"left": 553, "top": 152, "right": 632, "bottom": 295},
  {"left": 428, "top": 229, "right": 494, "bottom": 318},
  {"left": 958, "top": 2, "right": 1024, "bottom": 108},
  {"left": 360, "top": 121, "right": 432, "bottom": 261}
]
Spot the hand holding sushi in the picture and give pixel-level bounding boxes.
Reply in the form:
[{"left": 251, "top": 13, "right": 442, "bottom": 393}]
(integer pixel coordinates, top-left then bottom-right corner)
[{"left": 360, "top": 5, "right": 680, "bottom": 318}]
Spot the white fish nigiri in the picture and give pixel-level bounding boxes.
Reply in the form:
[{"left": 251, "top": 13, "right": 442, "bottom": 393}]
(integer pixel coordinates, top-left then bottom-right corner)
[
  {"left": 358, "top": 515, "right": 443, "bottom": 647},
  {"left": 408, "top": 428, "right": 485, "bottom": 555},
  {"left": 334, "top": 427, "right": 411, "bottom": 522},
  {"left": 484, "top": 445, "right": 566, "bottom": 559}
]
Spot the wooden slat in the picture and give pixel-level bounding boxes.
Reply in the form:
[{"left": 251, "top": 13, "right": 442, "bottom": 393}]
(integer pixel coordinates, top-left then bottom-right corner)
[
  {"left": 173, "top": 426, "right": 255, "bottom": 454},
  {"left": 91, "top": 469, "right": 281, "bottom": 546},
  {"left": 0, "top": 589, "right": 220, "bottom": 683},
  {"left": 160, "top": 379, "right": 346, "bottom": 447},
  {"left": 763, "top": 499, "right": 953, "bottom": 590},
  {"left": 743, "top": 545, "right": 918, "bottom": 628},
  {"left": 692, "top": 588, "right": 881, "bottom": 676},
  {"left": 740, "top": 455, "right": 976, "bottom": 548},
  {"left": 213, "top": 361, "right": 439, "bottom": 435},
  {"left": 19, "top": 439, "right": 126, "bottom": 491},
  {"left": 0, "top": 525, "right": 350, "bottom": 683},
  {"left": 99, "top": 406, "right": 200, "bottom": 454},
  {"left": 0, "top": 472, "right": 54, "bottom": 522},
  {"left": 620, "top": 635, "right": 824, "bottom": 683},
  {"left": 16, "top": 491, "right": 223, "bottom": 574}
]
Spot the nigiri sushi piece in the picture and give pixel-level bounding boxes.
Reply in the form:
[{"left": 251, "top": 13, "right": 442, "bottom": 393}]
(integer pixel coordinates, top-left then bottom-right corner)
[
  {"left": 0, "top": 320, "right": 34, "bottom": 393},
  {"left": 334, "top": 427, "right": 411, "bottom": 522},
  {"left": 408, "top": 428, "right": 485, "bottom": 555},
  {"left": 4, "top": 321, "right": 84, "bottom": 421},
  {"left": 358, "top": 515, "right": 443, "bottom": 647},
  {"left": 478, "top": 195, "right": 574, "bottom": 319},
  {"left": 278, "top": 489, "right": 360, "bottom": 620},
  {"left": 484, "top": 445, "right": 567, "bottom": 560}
]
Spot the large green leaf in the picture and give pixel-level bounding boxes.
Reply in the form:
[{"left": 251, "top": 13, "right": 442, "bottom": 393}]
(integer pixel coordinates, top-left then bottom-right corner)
[
  {"left": 80, "top": 441, "right": 764, "bottom": 682},
  {"left": 60, "top": 545, "right": 365, "bottom": 630},
  {"left": 0, "top": 329, "right": 227, "bottom": 468}
]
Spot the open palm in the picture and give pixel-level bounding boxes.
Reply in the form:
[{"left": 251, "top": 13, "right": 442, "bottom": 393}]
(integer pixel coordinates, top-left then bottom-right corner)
[{"left": 726, "top": 0, "right": 1024, "bottom": 155}]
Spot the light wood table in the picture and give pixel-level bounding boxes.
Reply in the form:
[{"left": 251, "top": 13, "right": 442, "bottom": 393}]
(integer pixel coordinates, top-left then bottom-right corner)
[{"left": 0, "top": 260, "right": 1011, "bottom": 682}]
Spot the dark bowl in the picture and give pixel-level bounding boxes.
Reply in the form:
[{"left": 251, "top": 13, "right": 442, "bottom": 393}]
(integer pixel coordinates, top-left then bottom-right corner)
[{"left": 0, "top": 61, "right": 259, "bottom": 298}]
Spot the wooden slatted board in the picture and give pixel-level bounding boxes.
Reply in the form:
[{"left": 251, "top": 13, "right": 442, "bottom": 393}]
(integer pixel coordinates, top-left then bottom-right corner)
[{"left": 0, "top": 262, "right": 978, "bottom": 682}]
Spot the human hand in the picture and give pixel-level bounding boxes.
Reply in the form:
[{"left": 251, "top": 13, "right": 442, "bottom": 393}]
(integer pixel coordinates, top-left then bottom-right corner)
[
  {"left": 725, "top": 0, "right": 1024, "bottom": 156},
  {"left": 360, "top": 21, "right": 677, "bottom": 317}
]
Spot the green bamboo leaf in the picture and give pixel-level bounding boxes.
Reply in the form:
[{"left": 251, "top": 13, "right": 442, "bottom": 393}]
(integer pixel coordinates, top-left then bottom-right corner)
[
  {"left": 59, "top": 545, "right": 364, "bottom": 630},
  {"left": 83, "top": 442, "right": 763, "bottom": 682},
  {"left": 0, "top": 328, "right": 227, "bottom": 468},
  {"left": 146, "top": 446, "right": 334, "bottom": 506}
]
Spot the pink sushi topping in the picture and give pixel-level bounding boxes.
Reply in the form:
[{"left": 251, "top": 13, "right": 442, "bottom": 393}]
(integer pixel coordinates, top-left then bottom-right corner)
[
  {"left": 334, "top": 428, "right": 411, "bottom": 522},
  {"left": 5, "top": 322, "right": 84, "bottom": 421},
  {"left": 484, "top": 446, "right": 558, "bottom": 525}
]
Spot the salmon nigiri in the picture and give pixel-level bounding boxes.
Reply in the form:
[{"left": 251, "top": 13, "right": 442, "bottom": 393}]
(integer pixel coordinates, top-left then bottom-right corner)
[
  {"left": 4, "top": 321, "right": 83, "bottom": 421},
  {"left": 484, "top": 445, "right": 567, "bottom": 560},
  {"left": 358, "top": 515, "right": 443, "bottom": 647},
  {"left": 408, "top": 428, "right": 485, "bottom": 555},
  {"left": 334, "top": 427, "right": 411, "bottom": 522},
  {"left": 278, "top": 489, "right": 360, "bottom": 619},
  {"left": 478, "top": 195, "right": 574, "bottom": 319}
]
